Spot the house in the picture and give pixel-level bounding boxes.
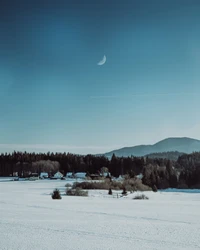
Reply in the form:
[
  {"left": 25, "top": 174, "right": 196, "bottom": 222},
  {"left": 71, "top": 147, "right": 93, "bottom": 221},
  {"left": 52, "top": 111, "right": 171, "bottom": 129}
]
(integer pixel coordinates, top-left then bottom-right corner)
[
  {"left": 74, "top": 172, "right": 87, "bottom": 179},
  {"left": 40, "top": 172, "right": 48, "bottom": 179},
  {"left": 66, "top": 172, "right": 74, "bottom": 178},
  {"left": 54, "top": 171, "right": 63, "bottom": 179}
]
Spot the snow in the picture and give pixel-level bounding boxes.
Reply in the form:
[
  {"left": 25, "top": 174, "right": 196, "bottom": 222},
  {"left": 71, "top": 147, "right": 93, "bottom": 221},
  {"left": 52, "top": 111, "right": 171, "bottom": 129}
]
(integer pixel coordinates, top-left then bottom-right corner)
[{"left": 0, "top": 179, "right": 200, "bottom": 250}]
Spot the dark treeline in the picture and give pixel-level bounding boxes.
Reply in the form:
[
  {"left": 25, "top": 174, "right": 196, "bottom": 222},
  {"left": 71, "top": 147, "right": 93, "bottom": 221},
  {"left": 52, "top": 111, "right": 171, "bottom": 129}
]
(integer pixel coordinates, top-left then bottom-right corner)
[
  {"left": 145, "top": 151, "right": 185, "bottom": 161},
  {"left": 1, "top": 151, "right": 200, "bottom": 189}
]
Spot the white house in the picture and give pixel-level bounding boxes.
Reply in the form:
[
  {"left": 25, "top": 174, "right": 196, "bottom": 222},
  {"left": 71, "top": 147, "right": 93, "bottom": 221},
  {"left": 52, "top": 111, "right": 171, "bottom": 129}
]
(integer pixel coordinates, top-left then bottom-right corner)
[
  {"left": 74, "top": 172, "right": 87, "bottom": 179},
  {"left": 66, "top": 172, "right": 74, "bottom": 178},
  {"left": 54, "top": 171, "right": 63, "bottom": 179},
  {"left": 40, "top": 172, "right": 48, "bottom": 179}
]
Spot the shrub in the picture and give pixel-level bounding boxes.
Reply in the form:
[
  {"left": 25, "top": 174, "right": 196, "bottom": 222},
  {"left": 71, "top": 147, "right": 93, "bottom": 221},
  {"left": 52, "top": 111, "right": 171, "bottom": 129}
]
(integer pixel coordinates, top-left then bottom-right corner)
[
  {"left": 133, "top": 194, "right": 149, "bottom": 200},
  {"left": 66, "top": 187, "right": 88, "bottom": 197},
  {"left": 65, "top": 183, "right": 72, "bottom": 188},
  {"left": 52, "top": 189, "right": 62, "bottom": 199},
  {"left": 73, "top": 181, "right": 110, "bottom": 190},
  {"left": 152, "top": 185, "right": 158, "bottom": 192},
  {"left": 108, "top": 188, "right": 112, "bottom": 195},
  {"left": 122, "top": 187, "right": 127, "bottom": 195},
  {"left": 110, "top": 181, "right": 123, "bottom": 190},
  {"left": 72, "top": 178, "right": 151, "bottom": 192},
  {"left": 123, "top": 174, "right": 130, "bottom": 180},
  {"left": 123, "top": 178, "right": 151, "bottom": 192}
]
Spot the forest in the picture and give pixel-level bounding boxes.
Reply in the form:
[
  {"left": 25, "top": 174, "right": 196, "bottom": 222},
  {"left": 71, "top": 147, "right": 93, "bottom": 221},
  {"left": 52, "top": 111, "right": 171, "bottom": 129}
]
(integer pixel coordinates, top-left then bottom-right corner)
[{"left": 0, "top": 151, "right": 200, "bottom": 189}]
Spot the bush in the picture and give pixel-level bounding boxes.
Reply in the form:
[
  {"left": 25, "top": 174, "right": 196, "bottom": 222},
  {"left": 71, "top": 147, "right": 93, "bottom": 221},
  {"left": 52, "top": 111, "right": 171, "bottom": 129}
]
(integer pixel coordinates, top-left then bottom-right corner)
[
  {"left": 133, "top": 194, "right": 149, "bottom": 200},
  {"left": 65, "top": 183, "right": 72, "bottom": 188},
  {"left": 52, "top": 189, "right": 62, "bottom": 199},
  {"left": 73, "top": 181, "right": 110, "bottom": 190},
  {"left": 108, "top": 188, "right": 112, "bottom": 195},
  {"left": 122, "top": 187, "right": 127, "bottom": 195},
  {"left": 72, "top": 178, "right": 151, "bottom": 192},
  {"left": 152, "top": 185, "right": 158, "bottom": 192},
  {"left": 66, "top": 187, "right": 88, "bottom": 197},
  {"left": 123, "top": 178, "right": 151, "bottom": 192}
]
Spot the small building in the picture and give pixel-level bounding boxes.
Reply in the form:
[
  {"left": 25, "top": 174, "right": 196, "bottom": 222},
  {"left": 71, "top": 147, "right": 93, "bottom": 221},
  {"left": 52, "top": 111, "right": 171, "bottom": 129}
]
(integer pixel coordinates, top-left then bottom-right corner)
[
  {"left": 66, "top": 172, "right": 74, "bottom": 178},
  {"left": 74, "top": 172, "right": 87, "bottom": 179},
  {"left": 40, "top": 172, "right": 49, "bottom": 179},
  {"left": 54, "top": 171, "right": 63, "bottom": 179}
]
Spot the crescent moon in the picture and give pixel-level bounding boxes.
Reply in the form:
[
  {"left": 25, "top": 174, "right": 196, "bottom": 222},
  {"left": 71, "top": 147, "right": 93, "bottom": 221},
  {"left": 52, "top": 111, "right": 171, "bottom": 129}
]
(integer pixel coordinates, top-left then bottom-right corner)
[{"left": 97, "top": 55, "right": 106, "bottom": 66}]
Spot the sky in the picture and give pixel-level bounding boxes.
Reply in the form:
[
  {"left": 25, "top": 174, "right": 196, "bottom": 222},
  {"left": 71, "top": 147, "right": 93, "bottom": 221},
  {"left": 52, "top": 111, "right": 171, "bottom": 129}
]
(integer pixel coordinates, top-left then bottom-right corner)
[{"left": 1, "top": 0, "right": 200, "bottom": 154}]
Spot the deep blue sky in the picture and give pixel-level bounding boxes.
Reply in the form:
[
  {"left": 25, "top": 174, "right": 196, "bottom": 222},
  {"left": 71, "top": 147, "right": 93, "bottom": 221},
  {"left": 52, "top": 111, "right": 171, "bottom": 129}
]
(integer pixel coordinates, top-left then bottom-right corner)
[{"left": 0, "top": 0, "right": 200, "bottom": 154}]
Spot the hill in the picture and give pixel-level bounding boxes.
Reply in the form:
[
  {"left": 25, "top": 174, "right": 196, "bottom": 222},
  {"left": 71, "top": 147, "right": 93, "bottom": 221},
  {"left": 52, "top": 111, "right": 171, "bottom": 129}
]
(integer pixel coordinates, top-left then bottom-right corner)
[{"left": 104, "top": 137, "right": 200, "bottom": 158}]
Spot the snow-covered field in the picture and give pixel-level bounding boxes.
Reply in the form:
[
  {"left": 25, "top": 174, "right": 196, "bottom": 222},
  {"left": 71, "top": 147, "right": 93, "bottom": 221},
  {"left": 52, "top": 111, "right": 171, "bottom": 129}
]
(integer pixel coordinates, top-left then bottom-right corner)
[{"left": 0, "top": 179, "right": 200, "bottom": 250}]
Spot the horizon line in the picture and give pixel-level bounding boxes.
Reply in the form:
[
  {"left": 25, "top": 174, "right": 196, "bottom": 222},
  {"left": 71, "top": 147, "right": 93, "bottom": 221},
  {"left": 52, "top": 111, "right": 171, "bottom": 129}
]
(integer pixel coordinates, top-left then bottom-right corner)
[{"left": 0, "top": 136, "right": 198, "bottom": 154}]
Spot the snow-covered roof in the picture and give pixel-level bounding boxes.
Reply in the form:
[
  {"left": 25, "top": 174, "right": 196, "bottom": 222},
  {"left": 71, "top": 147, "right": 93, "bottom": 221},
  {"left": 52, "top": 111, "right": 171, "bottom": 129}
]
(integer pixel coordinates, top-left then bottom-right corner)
[
  {"left": 66, "top": 172, "right": 73, "bottom": 176},
  {"left": 40, "top": 172, "right": 48, "bottom": 177},
  {"left": 75, "top": 172, "right": 86, "bottom": 178}
]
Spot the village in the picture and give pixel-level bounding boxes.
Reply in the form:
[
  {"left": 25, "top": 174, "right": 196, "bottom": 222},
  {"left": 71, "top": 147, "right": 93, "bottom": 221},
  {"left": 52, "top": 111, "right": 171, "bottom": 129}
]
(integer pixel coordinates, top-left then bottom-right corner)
[{"left": 12, "top": 170, "right": 114, "bottom": 181}]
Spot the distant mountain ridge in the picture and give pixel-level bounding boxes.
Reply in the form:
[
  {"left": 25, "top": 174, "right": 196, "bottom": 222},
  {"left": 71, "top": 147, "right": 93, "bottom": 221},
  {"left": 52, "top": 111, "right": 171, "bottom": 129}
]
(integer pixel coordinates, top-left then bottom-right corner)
[{"left": 104, "top": 137, "right": 200, "bottom": 158}]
